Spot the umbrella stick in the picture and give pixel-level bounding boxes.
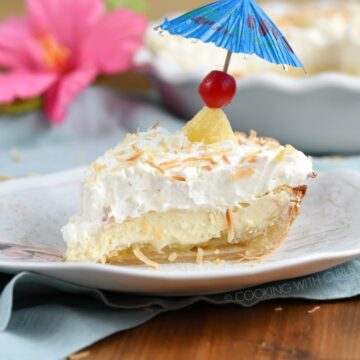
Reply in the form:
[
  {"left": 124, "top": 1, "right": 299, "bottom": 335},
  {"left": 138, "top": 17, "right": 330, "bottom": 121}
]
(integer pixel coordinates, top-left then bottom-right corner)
[{"left": 223, "top": 51, "right": 233, "bottom": 73}]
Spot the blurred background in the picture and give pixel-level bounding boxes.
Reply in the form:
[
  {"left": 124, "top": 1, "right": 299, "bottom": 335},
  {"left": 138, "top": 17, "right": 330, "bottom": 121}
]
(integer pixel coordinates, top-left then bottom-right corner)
[
  {"left": 0, "top": 0, "right": 211, "bottom": 93},
  {"left": 2, "top": 0, "right": 360, "bottom": 180},
  {"left": 0, "top": 0, "right": 339, "bottom": 93}
]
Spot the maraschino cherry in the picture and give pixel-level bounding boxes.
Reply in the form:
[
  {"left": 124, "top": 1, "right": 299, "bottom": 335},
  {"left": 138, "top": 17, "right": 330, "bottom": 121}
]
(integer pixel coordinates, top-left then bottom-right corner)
[{"left": 199, "top": 70, "right": 237, "bottom": 108}]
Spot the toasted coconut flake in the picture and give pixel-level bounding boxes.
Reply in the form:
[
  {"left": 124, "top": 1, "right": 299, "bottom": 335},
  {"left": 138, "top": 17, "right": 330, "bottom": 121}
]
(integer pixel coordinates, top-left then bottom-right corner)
[
  {"left": 307, "top": 306, "right": 321, "bottom": 314},
  {"left": 131, "top": 144, "right": 141, "bottom": 152},
  {"left": 202, "top": 157, "right": 217, "bottom": 165},
  {"left": 220, "top": 147, "right": 234, "bottom": 154},
  {"left": 285, "top": 144, "right": 297, "bottom": 153},
  {"left": 182, "top": 156, "right": 217, "bottom": 166},
  {"left": 247, "top": 156, "right": 257, "bottom": 164},
  {"left": 171, "top": 175, "right": 186, "bottom": 182},
  {"left": 149, "top": 120, "right": 160, "bottom": 130},
  {"left": 245, "top": 150, "right": 261, "bottom": 164},
  {"left": 92, "top": 163, "right": 107, "bottom": 178},
  {"left": 147, "top": 153, "right": 156, "bottom": 162},
  {"left": 235, "top": 132, "right": 245, "bottom": 145},
  {"left": 235, "top": 131, "right": 247, "bottom": 138},
  {"left": 196, "top": 247, "right": 204, "bottom": 264},
  {"left": 123, "top": 133, "right": 137, "bottom": 144},
  {"left": 230, "top": 167, "right": 255, "bottom": 180},
  {"left": 93, "top": 163, "right": 107, "bottom": 172},
  {"left": 133, "top": 247, "right": 160, "bottom": 269},
  {"left": 181, "top": 158, "right": 198, "bottom": 165},
  {"left": 159, "top": 140, "right": 169, "bottom": 152},
  {"left": 275, "top": 148, "right": 286, "bottom": 162},
  {"left": 214, "top": 249, "right": 220, "bottom": 255},
  {"left": 206, "top": 145, "right": 233, "bottom": 154},
  {"left": 222, "top": 154, "right": 231, "bottom": 164},
  {"left": 225, "top": 209, "right": 235, "bottom": 242},
  {"left": 209, "top": 213, "right": 216, "bottom": 225},
  {"left": 159, "top": 159, "right": 179, "bottom": 167},
  {"left": 146, "top": 159, "right": 165, "bottom": 174},
  {"left": 274, "top": 307, "right": 283, "bottom": 312},
  {"left": 201, "top": 151, "right": 218, "bottom": 157},
  {"left": 159, "top": 159, "right": 181, "bottom": 170},
  {"left": 249, "top": 130, "right": 257, "bottom": 140},
  {"left": 168, "top": 252, "right": 178, "bottom": 262},
  {"left": 114, "top": 149, "right": 126, "bottom": 156},
  {"left": 201, "top": 165, "right": 213, "bottom": 171},
  {"left": 162, "top": 163, "right": 181, "bottom": 170},
  {"left": 125, "top": 151, "right": 144, "bottom": 163},
  {"left": 265, "top": 142, "right": 281, "bottom": 150},
  {"left": 258, "top": 137, "right": 275, "bottom": 146},
  {"left": 0, "top": 174, "right": 12, "bottom": 182}
]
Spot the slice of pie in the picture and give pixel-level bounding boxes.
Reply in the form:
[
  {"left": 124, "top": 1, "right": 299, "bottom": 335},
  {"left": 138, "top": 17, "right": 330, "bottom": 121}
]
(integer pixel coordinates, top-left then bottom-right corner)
[{"left": 63, "top": 107, "right": 314, "bottom": 267}]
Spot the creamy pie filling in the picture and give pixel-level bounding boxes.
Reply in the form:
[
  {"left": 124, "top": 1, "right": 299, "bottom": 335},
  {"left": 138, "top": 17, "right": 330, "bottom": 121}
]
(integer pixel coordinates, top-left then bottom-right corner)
[{"left": 63, "top": 125, "right": 313, "bottom": 265}]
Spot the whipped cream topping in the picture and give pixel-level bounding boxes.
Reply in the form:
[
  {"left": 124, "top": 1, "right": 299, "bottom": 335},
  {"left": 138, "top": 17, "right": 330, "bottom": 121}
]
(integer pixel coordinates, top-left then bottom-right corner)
[{"left": 63, "top": 127, "right": 313, "bottom": 245}]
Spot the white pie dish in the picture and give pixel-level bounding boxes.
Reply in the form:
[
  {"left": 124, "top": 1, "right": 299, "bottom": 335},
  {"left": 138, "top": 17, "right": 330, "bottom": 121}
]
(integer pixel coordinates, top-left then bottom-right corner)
[
  {"left": 0, "top": 168, "right": 360, "bottom": 295},
  {"left": 136, "top": 48, "right": 360, "bottom": 155},
  {"left": 135, "top": 1, "right": 360, "bottom": 155}
]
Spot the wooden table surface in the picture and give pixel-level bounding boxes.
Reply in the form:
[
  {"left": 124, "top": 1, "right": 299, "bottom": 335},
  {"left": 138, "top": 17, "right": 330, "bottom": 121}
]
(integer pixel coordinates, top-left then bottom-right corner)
[
  {"left": 84, "top": 299, "right": 360, "bottom": 360},
  {"left": 1, "top": 2, "right": 359, "bottom": 359}
]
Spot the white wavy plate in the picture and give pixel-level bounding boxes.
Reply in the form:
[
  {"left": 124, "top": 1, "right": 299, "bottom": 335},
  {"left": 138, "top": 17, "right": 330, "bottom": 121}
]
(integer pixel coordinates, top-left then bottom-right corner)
[{"left": 0, "top": 168, "right": 360, "bottom": 295}]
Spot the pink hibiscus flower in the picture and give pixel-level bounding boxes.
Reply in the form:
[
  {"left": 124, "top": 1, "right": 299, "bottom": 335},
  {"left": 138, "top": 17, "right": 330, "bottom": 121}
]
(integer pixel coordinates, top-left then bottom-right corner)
[{"left": 0, "top": 0, "right": 147, "bottom": 124}]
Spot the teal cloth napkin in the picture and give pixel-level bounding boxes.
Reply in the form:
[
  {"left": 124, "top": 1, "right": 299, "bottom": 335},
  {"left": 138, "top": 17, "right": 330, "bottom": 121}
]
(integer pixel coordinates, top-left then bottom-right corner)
[
  {"left": 1, "top": 260, "right": 360, "bottom": 360},
  {"left": 1, "top": 88, "right": 360, "bottom": 359}
]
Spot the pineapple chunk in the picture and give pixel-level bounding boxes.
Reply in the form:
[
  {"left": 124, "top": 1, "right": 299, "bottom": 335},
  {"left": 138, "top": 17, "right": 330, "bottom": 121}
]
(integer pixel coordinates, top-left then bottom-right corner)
[{"left": 184, "top": 107, "right": 236, "bottom": 144}]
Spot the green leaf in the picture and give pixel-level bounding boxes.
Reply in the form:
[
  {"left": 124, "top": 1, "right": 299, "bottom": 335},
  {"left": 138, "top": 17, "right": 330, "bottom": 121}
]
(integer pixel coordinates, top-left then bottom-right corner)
[
  {"left": 0, "top": 97, "right": 42, "bottom": 116},
  {"left": 105, "top": 0, "right": 147, "bottom": 13}
]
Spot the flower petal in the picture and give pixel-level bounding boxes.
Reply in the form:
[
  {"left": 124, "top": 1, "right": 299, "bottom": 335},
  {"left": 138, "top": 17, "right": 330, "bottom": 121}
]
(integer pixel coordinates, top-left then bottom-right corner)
[
  {"left": 44, "top": 66, "right": 97, "bottom": 124},
  {"left": 0, "top": 71, "right": 57, "bottom": 103},
  {"left": 0, "top": 18, "right": 44, "bottom": 70},
  {"left": 81, "top": 10, "right": 148, "bottom": 74},
  {"left": 27, "top": 0, "right": 104, "bottom": 62}
]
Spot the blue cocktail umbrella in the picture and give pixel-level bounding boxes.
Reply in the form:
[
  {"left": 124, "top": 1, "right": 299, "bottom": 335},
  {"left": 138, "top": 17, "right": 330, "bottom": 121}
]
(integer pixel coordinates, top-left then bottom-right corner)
[{"left": 157, "top": 0, "right": 303, "bottom": 73}]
